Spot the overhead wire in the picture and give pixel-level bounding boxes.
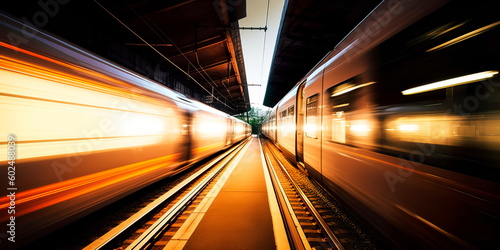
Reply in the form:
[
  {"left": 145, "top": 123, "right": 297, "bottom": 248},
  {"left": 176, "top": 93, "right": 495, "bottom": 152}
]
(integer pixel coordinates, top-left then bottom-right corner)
[
  {"left": 93, "top": 0, "right": 237, "bottom": 111},
  {"left": 127, "top": 0, "right": 239, "bottom": 108},
  {"left": 258, "top": 0, "right": 272, "bottom": 105},
  {"left": 142, "top": 18, "right": 237, "bottom": 107}
]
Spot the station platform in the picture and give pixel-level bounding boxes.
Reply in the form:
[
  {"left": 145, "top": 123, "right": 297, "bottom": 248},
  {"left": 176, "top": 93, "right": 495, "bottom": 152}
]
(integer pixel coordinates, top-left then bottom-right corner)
[{"left": 165, "top": 136, "right": 288, "bottom": 249}]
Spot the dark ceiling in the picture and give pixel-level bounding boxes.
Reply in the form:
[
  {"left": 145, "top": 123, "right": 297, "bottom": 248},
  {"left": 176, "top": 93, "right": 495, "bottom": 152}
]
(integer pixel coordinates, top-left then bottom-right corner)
[
  {"left": 2, "top": 0, "right": 384, "bottom": 112},
  {"left": 1, "top": 0, "right": 250, "bottom": 115},
  {"left": 263, "top": 0, "right": 381, "bottom": 107}
]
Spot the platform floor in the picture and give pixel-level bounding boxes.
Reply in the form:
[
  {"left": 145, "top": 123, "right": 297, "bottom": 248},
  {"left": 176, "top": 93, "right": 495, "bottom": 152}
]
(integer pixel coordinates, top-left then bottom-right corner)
[{"left": 165, "top": 136, "right": 287, "bottom": 249}]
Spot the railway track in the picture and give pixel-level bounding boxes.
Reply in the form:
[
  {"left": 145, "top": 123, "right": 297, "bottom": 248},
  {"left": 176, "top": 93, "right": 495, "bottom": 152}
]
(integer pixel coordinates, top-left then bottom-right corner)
[
  {"left": 84, "top": 138, "right": 251, "bottom": 250},
  {"left": 82, "top": 136, "right": 378, "bottom": 250},
  {"left": 260, "top": 138, "right": 379, "bottom": 250}
]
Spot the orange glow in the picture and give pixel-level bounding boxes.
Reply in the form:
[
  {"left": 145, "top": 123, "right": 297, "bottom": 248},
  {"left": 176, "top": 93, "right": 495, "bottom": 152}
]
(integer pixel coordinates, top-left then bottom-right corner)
[
  {"left": 192, "top": 142, "right": 224, "bottom": 155},
  {"left": 0, "top": 43, "right": 176, "bottom": 111},
  {"left": 427, "top": 21, "right": 500, "bottom": 52},
  {"left": 305, "top": 122, "right": 317, "bottom": 138},
  {"left": 0, "top": 50, "right": 179, "bottom": 162},
  {"left": 398, "top": 124, "right": 419, "bottom": 132},
  {"left": 349, "top": 120, "right": 372, "bottom": 136},
  {"left": 0, "top": 41, "right": 139, "bottom": 92},
  {"left": 0, "top": 153, "right": 181, "bottom": 220},
  {"left": 0, "top": 54, "right": 151, "bottom": 104}
]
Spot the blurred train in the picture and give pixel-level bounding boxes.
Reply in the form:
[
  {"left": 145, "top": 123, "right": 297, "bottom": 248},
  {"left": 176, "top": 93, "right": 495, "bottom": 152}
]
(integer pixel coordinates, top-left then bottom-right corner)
[
  {"left": 262, "top": 0, "right": 500, "bottom": 248},
  {"left": 0, "top": 13, "right": 250, "bottom": 246}
]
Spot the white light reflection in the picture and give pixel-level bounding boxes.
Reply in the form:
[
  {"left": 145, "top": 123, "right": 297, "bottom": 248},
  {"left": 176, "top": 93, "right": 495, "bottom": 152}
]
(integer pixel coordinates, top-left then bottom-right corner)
[
  {"left": 402, "top": 71, "right": 498, "bottom": 95},
  {"left": 350, "top": 120, "right": 372, "bottom": 137},
  {"left": 398, "top": 124, "right": 419, "bottom": 132},
  {"left": 332, "top": 82, "right": 376, "bottom": 97}
]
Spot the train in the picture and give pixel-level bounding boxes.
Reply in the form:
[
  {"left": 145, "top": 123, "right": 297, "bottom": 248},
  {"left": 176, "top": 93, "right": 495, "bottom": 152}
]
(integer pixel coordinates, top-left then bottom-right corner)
[
  {"left": 0, "top": 12, "right": 250, "bottom": 247},
  {"left": 262, "top": 0, "right": 500, "bottom": 248}
]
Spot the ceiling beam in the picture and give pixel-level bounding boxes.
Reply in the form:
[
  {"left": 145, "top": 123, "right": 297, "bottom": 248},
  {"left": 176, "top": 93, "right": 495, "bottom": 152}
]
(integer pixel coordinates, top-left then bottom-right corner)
[
  {"left": 216, "top": 0, "right": 246, "bottom": 107},
  {"left": 193, "top": 60, "right": 230, "bottom": 72},
  {"left": 167, "top": 36, "right": 226, "bottom": 59}
]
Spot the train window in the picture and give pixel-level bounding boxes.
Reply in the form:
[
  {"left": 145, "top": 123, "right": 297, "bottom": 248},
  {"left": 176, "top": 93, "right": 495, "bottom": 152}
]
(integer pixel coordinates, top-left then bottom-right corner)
[
  {"left": 279, "top": 106, "right": 295, "bottom": 135},
  {"left": 370, "top": 1, "right": 500, "bottom": 181},
  {"left": 305, "top": 94, "right": 319, "bottom": 138},
  {"left": 288, "top": 105, "right": 295, "bottom": 124},
  {"left": 288, "top": 106, "right": 295, "bottom": 116},
  {"left": 326, "top": 84, "right": 348, "bottom": 143},
  {"left": 325, "top": 78, "right": 376, "bottom": 144},
  {"left": 287, "top": 106, "right": 295, "bottom": 133},
  {"left": 280, "top": 110, "right": 287, "bottom": 119},
  {"left": 279, "top": 109, "right": 287, "bottom": 135},
  {"left": 374, "top": 0, "right": 500, "bottom": 110},
  {"left": 330, "top": 105, "right": 348, "bottom": 143}
]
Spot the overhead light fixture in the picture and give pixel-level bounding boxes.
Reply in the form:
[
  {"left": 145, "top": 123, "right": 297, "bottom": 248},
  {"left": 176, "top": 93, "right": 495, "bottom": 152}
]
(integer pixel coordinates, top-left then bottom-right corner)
[{"left": 402, "top": 70, "right": 498, "bottom": 95}]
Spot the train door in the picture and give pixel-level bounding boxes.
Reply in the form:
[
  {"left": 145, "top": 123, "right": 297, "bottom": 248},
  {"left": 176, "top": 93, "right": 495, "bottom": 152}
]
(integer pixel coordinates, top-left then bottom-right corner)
[
  {"left": 172, "top": 99, "right": 196, "bottom": 163},
  {"left": 226, "top": 117, "right": 234, "bottom": 146},
  {"left": 302, "top": 73, "right": 324, "bottom": 180},
  {"left": 296, "top": 80, "right": 306, "bottom": 169}
]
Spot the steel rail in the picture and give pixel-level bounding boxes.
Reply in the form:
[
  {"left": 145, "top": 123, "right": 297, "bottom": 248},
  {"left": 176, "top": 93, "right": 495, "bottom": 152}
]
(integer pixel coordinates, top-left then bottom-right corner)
[
  {"left": 262, "top": 139, "right": 345, "bottom": 250},
  {"left": 124, "top": 138, "right": 249, "bottom": 249},
  {"left": 84, "top": 138, "right": 249, "bottom": 250},
  {"left": 275, "top": 157, "right": 345, "bottom": 250},
  {"left": 261, "top": 139, "right": 309, "bottom": 250}
]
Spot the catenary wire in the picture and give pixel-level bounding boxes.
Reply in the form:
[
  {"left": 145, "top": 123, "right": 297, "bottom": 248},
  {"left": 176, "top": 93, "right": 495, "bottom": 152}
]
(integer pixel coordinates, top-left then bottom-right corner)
[{"left": 94, "top": 0, "right": 237, "bottom": 112}]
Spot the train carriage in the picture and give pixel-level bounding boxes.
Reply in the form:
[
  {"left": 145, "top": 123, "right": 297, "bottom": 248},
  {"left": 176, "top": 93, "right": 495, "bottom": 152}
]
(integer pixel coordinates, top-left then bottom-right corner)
[
  {"left": 0, "top": 12, "right": 250, "bottom": 246},
  {"left": 262, "top": 0, "right": 500, "bottom": 248}
]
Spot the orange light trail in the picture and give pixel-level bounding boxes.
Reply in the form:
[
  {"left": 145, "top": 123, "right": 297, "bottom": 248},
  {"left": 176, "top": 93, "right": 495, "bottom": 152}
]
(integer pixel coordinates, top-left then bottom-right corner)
[
  {"left": 0, "top": 42, "right": 171, "bottom": 108},
  {"left": 0, "top": 53, "right": 152, "bottom": 105},
  {"left": 0, "top": 41, "right": 137, "bottom": 90},
  {"left": 0, "top": 153, "right": 181, "bottom": 219},
  {"left": 192, "top": 142, "right": 224, "bottom": 155}
]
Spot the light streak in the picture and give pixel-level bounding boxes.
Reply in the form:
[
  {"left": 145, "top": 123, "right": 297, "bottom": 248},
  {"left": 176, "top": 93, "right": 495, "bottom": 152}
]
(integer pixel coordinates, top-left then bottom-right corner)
[{"left": 402, "top": 71, "right": 498, "bottom": 95}]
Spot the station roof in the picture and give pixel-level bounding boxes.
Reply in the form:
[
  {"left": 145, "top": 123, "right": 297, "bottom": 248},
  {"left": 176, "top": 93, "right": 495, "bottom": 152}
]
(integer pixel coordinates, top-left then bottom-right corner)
[
  {"left": 263, "top": 0, "right": 381, "bottom": 107},
  {"left": 1, "top": 0, "right": 250, "bottom": 115}
]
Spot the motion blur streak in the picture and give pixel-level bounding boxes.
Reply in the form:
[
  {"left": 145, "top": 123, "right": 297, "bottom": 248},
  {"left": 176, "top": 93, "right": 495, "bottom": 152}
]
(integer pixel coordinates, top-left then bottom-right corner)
[
  {"left": 0, "top": 41, "right": 138, "bottom": 90},
  {"left": 0, "top": 54, "right": 171, "bottom": 161},
  {"left": 0, "top": 13, "right": 251, "bottom": 248},
  {"left": 192, "top": 142, "right": 225, "bottom": 155},
  {"left": 0, "top": 134, "right": 164, "bottom": 162},
  {"left": 261, "top": 1, "right": 500, "bottom": 248},
  {"left": 0, "top": 153, "right": 181, "bottom": 219},
  {"left": 0, "top": 53, "right": 164, "bottom": 107},
  {"left": 394, "top": 204, "right": 469, "bottom": 246},
  {"left": 402, "top": 70, "right": 499, "bottom": 95},
  {"left": 427, "top": 21, "right": 500, "bottom": 52}
]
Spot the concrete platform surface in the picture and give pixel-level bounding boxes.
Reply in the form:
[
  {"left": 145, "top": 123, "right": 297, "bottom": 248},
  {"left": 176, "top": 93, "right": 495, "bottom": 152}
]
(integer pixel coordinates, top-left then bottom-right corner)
[{"left": 182, "top": 137, "right": 277, "bottom": 249}]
